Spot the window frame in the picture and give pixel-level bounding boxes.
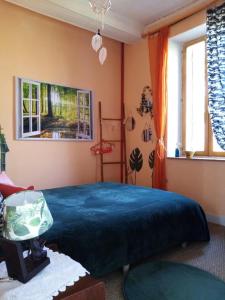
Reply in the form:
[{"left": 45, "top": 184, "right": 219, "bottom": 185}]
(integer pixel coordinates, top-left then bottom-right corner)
[
  {"left": 77, "top": 90, "right": 92, "bottom": 139},
  {"left": 182, "top": 36, "right": 225, "bottom": 157},
  {"left": 21, "top": 79, "right": 41, "bottom": 138}
]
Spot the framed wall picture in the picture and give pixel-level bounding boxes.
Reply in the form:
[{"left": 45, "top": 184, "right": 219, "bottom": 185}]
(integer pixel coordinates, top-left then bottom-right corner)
[{"left": 16, "top": 78, "right": 93, "bottom": 141}]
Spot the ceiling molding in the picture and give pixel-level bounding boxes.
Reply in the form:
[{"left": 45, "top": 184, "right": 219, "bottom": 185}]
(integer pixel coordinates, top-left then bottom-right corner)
[
  {"left": 5, "top": 0, "right": 143, "bottom": 43},
  {"left": 5, "top": 0, "right": 217, "bottom": 43},
  {"left": 143, "top": 0, "right": 216, "bottom": 36}
]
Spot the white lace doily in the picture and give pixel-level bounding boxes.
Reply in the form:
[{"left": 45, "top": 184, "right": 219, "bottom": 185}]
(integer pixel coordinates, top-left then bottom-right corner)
[{"left": 0, "top": 248, "right": 89, "bottom": 300}]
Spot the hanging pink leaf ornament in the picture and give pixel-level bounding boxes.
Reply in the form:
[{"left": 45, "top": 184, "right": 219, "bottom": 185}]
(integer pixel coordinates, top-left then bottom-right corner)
[
  {"left": 91, "top": 32, "right": 102, "bottom": 52},
  {"left": 99, "top": 47, "right": 107, "bottom": 65}
]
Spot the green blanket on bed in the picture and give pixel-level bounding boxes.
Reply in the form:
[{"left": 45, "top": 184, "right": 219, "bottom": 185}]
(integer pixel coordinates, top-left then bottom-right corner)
[{"left": 43, "top": 182, "right": 210, "bottom": 276}]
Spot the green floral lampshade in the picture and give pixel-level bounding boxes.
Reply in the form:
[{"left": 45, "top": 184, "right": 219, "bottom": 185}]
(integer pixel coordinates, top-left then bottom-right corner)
[{"left": 3, "top": 191, "right": 53, "bottom": 241}]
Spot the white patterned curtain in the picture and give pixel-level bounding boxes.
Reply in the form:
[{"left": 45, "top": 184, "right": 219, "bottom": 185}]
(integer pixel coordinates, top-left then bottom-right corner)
[{"left": 207, "top": 3, "right": 225, "bottom": 150}]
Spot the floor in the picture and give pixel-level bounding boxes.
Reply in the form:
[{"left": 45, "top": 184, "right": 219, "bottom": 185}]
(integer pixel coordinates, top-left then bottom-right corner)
[{"left": 103, "top": 223, "right": 225, "bottom": 300}]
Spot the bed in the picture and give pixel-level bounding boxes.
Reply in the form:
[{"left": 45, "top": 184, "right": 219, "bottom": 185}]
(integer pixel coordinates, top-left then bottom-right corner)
[{"left": 42, "top": 182, "right": 210, "bottom": 277}]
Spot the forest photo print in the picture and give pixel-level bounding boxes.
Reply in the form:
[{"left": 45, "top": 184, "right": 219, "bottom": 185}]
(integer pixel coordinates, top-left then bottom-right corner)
[{"left": 16, "top": 78, "right": 93, "bottom": 141}]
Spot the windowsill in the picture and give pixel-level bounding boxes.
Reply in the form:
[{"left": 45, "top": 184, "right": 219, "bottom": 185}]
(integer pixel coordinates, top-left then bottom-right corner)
[{"left": 167, "top": 156, "right": 225, "bottom": 162}]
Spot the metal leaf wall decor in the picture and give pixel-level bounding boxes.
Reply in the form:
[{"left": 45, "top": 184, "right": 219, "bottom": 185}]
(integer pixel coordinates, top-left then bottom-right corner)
[
  {"left": 137, "top": 86, "right": 153, "bottom": 118},
  {"left": 142, "top": 125, "right": 152, "bottom": 143},
  {"left": 125, "top": 116, "right": 136, "bottom": 131},
  {"left": 129, "top": 148, "right": 143, "bottom": 184},
  {"left": 129, "top": 148, "right": 143, "bottom": 172},
  {"left": 148, "top": 150, "right": 155, "bottom": 170}
]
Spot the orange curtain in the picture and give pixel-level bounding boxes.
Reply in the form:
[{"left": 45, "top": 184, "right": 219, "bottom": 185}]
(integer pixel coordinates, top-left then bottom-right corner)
[{"left": 148, "top": 27, "right": 169, "bottom": 190}]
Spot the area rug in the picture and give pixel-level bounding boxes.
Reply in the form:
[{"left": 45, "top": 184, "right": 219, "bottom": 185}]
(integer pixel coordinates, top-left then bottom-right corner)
[{"left": 123, "top": 261, "right": 225, "bottom": 300}]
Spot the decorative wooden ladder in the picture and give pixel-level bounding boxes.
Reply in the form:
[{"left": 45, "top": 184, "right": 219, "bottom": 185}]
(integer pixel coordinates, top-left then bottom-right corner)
[{"left": 98, "top": 101, "right": 127, "bottom": 183}]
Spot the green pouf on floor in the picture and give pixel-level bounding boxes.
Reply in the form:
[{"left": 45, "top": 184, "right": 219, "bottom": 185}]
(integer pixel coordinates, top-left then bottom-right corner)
[{"left": 123, "top": 261, "right": 225, "bottom": 300}]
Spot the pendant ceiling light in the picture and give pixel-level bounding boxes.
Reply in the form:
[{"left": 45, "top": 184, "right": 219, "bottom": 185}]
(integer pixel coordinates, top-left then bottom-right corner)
[
  {"left": 99, "top": 47, "right": 107, "bottom": 65},
  {"left": 89, "top": 0, "right": 111, "bottom": 15},
  {"left": 91, "top": 29, "right": 102, "bottom": 52},
  {"left": 89, "top": 0, "right": 111, "bottom": 29},
  {"left": 89, "top": 0, "right": 111, "bottom": 65}
]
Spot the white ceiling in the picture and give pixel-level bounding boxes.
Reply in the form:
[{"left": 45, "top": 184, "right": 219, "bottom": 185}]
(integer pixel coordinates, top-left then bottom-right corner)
[
  {"left": 111, "top": 0, "right": 198, "bottom": 25},
  {"left": 6, "top": 0, "right": 208, "bottom": 43}
]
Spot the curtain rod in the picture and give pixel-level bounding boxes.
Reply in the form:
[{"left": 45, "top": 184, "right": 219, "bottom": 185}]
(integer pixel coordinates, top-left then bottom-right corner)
[{"left": 142, "top": 0, "right": 222, "bottom": 37}]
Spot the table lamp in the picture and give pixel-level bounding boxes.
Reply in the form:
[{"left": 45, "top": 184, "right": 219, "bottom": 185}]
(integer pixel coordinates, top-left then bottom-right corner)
[{"left": 0, "top": 190, "right": 53, "bottom": 283}]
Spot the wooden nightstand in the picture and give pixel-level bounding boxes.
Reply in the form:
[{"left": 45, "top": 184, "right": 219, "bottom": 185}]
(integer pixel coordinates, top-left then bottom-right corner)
[
  {"left": 0, "top": 246, "right": 106, "bottom": 300},
  {"left": 54, "top": 275, "right": 105, "bottom": 300},
  {"left": 47, "top": 243, "right": 105, "bottom": 300}
]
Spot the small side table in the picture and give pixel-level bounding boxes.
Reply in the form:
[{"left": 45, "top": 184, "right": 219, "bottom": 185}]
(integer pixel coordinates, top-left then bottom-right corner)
[
  {"left": 47, "top": 244, "right": 106, "bottom": 300},
  {"left": 54, "top": 275, "right": 105, "bottom": 300},
  {"left": 0, "top": 246, "right": 105, "bottom": 300}
]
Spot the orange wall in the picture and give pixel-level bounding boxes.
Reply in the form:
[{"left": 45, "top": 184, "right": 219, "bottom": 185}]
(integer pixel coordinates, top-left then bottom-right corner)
[
  {"left": 0, "top": 0, "right": 121, "bottom": 189},
  {"left": 167, "top": 159, "right": 225, "bottom": 216},
  {"left": 124, "top": 16, "right": 225, "bottom": 217},
  {"left": 124, "top": 38, "right": 154, "bottom": 187}
]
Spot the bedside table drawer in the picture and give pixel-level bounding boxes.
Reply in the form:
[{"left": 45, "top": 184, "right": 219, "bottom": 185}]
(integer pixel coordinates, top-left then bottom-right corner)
[{"left": 54, "top": 275, "right": 105, "bottom": 300}]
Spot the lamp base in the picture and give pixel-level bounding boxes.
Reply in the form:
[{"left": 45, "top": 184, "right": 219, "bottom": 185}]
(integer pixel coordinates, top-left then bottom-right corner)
[{"left": 0, "top": 238, "right": 50, "bottom": 283}]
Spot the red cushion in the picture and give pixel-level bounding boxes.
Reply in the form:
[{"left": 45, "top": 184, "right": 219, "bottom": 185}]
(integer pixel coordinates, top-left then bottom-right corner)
[
  {"left": 0, "top": 184, "right": 34, "bottom": 199},
  {"left": 0, "top": 172, "right": 14, "bottom": 186}
]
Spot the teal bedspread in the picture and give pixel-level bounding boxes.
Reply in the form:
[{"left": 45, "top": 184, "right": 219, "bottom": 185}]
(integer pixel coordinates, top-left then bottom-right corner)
[{"left": 42, "top": 182, "right": 210, "bottom": 277}]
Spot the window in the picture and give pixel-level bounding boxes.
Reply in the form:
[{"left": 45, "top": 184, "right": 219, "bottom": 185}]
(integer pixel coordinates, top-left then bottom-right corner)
[
  {"left": 182, "top": 37, "right": 225, "bottom": 156},
  {"left": 21, "top": 80, "right": 41, "bottom": 138},
  {"left": 16, "top": 78, "right": 93, "bottom": 141},
  {"left": 77, "top": 91, "right": 92, "bottom": 139}
]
